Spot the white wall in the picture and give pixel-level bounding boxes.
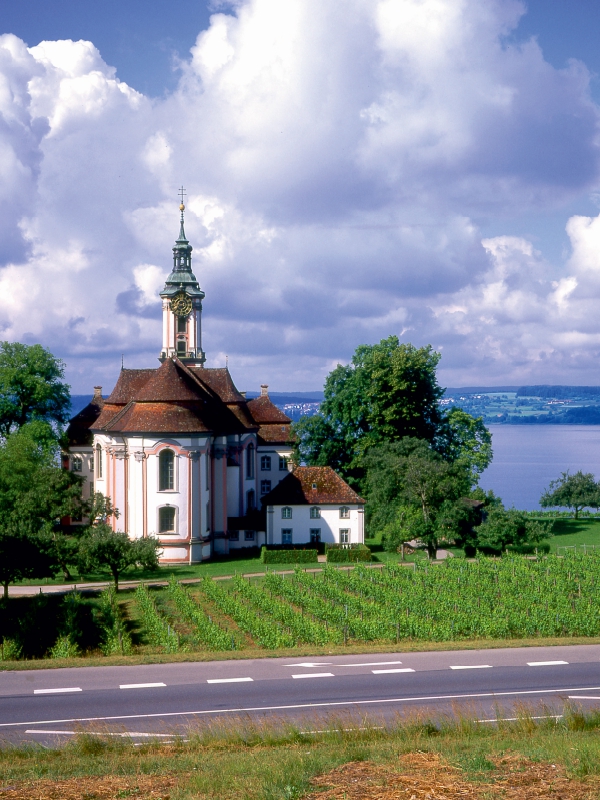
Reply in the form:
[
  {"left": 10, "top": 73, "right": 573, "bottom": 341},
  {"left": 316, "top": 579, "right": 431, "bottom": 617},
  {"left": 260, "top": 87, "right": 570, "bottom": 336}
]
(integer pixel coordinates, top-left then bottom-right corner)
[{"left": 268, "top": 504, "right": 364, "bottom": 545}]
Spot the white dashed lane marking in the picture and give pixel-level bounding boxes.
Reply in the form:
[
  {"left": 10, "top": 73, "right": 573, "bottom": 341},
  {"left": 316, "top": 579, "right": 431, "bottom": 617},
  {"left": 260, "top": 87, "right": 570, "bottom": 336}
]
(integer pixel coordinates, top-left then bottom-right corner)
[
  {"left": 372, "top": 668, "right": 415, "bottom": 674},
  {"left": 338, "top": 661, "right": 404, "bottom": 668},
  {"left": 119, "top": 683, "right": 167, "bottom": 689},
  {"left": 34, "top": 688, "right": 82, "bottom": 694},
  {"left": 207, "top": 677, "right": 254, "bottom": 684},
  {"left": 449, "top": 665, "right": 492, "bottom": 670},
  {"left": 292, "top": 673, "right": 335, "bottom": 679},
  {"left": 527, "top": 661, "right": 569, "bottom": 667}
]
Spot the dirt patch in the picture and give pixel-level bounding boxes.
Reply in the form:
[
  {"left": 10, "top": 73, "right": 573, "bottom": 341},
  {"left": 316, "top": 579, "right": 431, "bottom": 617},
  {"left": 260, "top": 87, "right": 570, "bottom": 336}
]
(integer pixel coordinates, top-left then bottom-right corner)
[
  {"left": 0, "top": 773, "right": 180, "bottom": 800},
  {"left": 305, "top": 751, "right": 600, "bottom": 799}
]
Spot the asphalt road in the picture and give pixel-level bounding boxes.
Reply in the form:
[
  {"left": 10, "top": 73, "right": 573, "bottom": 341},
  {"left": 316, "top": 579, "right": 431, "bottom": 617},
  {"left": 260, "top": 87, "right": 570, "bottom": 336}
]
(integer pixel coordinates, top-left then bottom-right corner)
[{"left": 2, "top": 644, "right": 600, "bottom": 746}]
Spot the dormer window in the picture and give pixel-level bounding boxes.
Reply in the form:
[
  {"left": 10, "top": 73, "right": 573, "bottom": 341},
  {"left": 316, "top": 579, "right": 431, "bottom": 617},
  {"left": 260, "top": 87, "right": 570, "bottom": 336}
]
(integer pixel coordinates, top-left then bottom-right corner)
[{"left": 311, "top": 483, "right": 317, "bottom": 490}]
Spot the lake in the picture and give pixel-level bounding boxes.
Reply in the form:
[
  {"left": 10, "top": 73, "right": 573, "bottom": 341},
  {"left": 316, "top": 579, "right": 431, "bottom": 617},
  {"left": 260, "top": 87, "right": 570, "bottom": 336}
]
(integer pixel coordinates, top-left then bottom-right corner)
[{"left": 479, "top": 425, "right": 600, "bottom": 510}]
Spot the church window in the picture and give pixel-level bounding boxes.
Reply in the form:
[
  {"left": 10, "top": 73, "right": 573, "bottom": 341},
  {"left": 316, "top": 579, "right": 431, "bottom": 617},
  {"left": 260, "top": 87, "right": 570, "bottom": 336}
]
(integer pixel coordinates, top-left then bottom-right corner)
[
  {"left": 279, "top": 456, "right": 288, "bottom": 471},
  {"left": 246, "top": 443, "right": 255, "bottom": 478},
  {"left": 282, "top": 529, "right": 292, "bottom": 544},
  {"left": 281, "top": 506, "right": 292, "bottom": 519},
  {"left": 159, "top": 449, "right": 175, "bottom": 491},
  {"left": 339, "top": 506, "right": 350, "bottom": 519},
  {"left": 261, "top": 455, "right": 271, "bottom": 471},
  {"left": 177, "top": 316, "right": 187, "bottom": 333},
  {"left": 71, "top": 456, "right": 82, "bottom": 472},
  {"left": 310, "top": 506, "right": 321, "bottom": 519},
  {"left": 247, "top": 489, "right": 255, "bottom": 511},
  {"left": 96, "top": 445, "right": 103, "bottom": 478},
  {"left": 177, "top": 339, "right": 187, "bottom": 354},
  {"left": 158, "top": 506, "right": 176, "bottom": 533},
  {"left": 260, "top": 480, "right": 271, "bottom": 495}
]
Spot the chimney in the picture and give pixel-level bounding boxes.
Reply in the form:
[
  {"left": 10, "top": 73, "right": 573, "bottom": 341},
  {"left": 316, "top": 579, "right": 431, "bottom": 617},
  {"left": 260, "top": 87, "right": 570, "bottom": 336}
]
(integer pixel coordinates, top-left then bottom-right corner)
[
  {"left": 93, "top": 386, "right": 103, "bottom": 401},
  {"left": 261, "top": 384, "right": 269, "bottom": 397}
]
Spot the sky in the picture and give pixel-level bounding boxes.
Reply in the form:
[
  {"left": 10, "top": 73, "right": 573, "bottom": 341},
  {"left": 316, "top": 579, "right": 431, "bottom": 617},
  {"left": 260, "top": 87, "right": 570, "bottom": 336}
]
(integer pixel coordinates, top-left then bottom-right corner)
[{"left": 2, "top": 1, "right": 600, "bottom": 394}]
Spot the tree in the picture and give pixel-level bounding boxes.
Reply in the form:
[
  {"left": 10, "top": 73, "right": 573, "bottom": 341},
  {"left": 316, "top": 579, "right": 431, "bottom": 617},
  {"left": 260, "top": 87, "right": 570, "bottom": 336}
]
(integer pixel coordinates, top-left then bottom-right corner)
[
  {"left": 476, "top": 507, "right": 551, "bottom": 553},
  {"left": 436, "top": 407, "right": 493, "bottom": 479},
  {"left": 78, "top": 525, "right": 161, "bottom": 590},
  {"left": 0, "top": 422, "right": 83, "bottom": 598},
  {"left": 540, "top": 471, "right": 599, "bottom": 518},
  {"left": 0, "top": 342, "right": 71, "bottom": 439},
  {"left": 293, "top": 336, "right": 492, "bottom": 486},
  {"left": 365, "top": 439, "right": 473, "bottom": 558},
  {"left": 293, "top": 337, "right": 445, "bottom": 482}
]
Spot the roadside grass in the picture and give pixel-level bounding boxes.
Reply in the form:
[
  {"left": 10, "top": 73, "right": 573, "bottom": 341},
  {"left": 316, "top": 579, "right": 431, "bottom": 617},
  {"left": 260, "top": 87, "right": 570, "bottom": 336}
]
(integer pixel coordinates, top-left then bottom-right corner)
[
  {"left": 3, "top": 632, "right": 600, "bottom": 672},
  {"left": 2, "top": 705, "right": 600, "bottom": 798}
]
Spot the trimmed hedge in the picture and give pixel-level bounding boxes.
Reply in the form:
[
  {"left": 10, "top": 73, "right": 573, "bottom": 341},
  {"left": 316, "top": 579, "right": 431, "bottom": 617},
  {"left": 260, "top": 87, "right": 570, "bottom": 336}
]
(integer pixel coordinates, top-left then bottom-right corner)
[
  {"left": 326, "top": 544, "right": 372, "bottom": 563},
  {"left": 260, "top": 547, "right": 319, "bottom": 564}
]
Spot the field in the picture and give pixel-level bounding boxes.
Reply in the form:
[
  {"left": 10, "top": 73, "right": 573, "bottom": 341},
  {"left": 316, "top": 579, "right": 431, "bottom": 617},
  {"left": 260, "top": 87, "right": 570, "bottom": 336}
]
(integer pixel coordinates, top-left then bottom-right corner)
[{"left": 4, "top": 552, "right": 600, "bottom": 663}]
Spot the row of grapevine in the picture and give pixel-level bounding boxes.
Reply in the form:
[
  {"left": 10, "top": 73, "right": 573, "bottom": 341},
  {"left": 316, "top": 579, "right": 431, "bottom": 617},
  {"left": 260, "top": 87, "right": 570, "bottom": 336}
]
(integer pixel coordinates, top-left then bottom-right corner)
[
  {"left": 168, "top": 578, "right": 235, "bottom": 650},
  {"left": 232, "top": 575, "right": 334, "bottom": 645},
  {"left": 200, "top": 577, "right": 295, "bottom": 648},
  {"left": 134, "top": 584, "right": 181, "bottom": 653},
  {"left": 97, "top": 586, "right": 133, "bottom": 655}
]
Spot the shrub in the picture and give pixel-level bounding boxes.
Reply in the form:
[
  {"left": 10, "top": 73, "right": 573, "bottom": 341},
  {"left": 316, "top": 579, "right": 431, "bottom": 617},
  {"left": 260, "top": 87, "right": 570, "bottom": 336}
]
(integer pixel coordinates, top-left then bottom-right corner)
[
  {"left": 326, "top": 544, "right": 372, "bottom": 563},
  {"left": 260, "top": 547, "right": 318, "bottom": 564},
  {"left": 0, "top": 638, "right": 21, "bottom": 661}
]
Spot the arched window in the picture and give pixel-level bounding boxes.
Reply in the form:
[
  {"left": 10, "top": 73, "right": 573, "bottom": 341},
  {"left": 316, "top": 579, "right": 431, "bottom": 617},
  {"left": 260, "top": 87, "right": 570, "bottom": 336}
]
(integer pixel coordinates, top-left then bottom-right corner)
[
  {"left": 246, "top": 443, "right": 255, "bottom": 478},
  {"left": 96, "top": 444, "right": 103, "bottom": 478},
  {"left": 281, "top": 506, "right": 292, "bottom": 519},
  {"left": 310, "top": 506, "right": 321, "bottom": 519},
  {"left": 158, "top": 506, "right": 176, "bottom": 533},
  {"left": 159, "top": 449, "right": 175, "bottom": 491}
]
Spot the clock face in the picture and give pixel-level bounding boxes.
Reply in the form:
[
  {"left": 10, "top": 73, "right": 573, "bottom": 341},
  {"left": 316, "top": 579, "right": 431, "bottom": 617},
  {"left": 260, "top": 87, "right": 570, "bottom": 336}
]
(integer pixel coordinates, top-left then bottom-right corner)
[{"left": 171, "top": 292, "right": 192, "bottom": 318}]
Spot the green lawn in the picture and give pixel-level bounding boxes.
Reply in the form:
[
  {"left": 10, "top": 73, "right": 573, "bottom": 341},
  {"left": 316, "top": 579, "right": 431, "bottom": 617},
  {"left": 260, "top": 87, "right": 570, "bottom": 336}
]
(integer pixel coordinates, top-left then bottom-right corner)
[{"left": 545, "top": 517, "right": 600, "bottom": 554}]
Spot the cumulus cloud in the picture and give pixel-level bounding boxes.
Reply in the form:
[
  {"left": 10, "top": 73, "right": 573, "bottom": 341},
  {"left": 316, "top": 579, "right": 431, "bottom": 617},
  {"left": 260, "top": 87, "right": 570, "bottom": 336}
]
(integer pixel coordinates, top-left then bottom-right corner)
[{"left": 0, "top": 0, "right": 599, "bottom": 392}]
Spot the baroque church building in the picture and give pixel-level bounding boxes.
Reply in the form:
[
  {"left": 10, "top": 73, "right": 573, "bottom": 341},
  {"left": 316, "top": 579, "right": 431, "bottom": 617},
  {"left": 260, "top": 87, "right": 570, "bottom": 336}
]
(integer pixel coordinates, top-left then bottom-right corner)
[{"left": 66, "top": 200, "right": 365, "bottom": 563}]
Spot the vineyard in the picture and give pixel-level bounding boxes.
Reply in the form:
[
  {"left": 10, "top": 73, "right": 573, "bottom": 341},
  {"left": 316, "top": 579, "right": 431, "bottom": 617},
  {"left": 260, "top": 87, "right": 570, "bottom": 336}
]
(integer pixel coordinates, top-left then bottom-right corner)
[{"left": 3, "top": 553, "right": 600, "bottom": 660}]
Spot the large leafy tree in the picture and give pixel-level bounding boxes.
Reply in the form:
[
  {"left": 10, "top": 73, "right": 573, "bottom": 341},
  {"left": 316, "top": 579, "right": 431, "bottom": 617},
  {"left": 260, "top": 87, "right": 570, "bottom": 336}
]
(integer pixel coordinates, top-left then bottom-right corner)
[
  {"left": 0, "top": 422, "right": 84, "bottom": 598},
  {"left": 540, "top": 471, "right": 599, "bottom": 519},
  {"left": 364, "top": 439, "right": 473, "bottom": 558},
  {"left": 0, "top": 342, "right": 71, "bottom": 439},
  {"left": 436, "top": 407, "right": 493, "bottom": 479},
  {"left": 294, "top": 337, "right": 446, "bottom": 481}
]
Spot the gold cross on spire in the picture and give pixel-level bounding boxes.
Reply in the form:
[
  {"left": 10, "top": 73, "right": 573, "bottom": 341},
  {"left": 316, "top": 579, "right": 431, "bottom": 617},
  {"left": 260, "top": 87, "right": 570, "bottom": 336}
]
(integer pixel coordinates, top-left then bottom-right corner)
[{"left": 178, "top": 185, "right": 186, "bottom": 211}]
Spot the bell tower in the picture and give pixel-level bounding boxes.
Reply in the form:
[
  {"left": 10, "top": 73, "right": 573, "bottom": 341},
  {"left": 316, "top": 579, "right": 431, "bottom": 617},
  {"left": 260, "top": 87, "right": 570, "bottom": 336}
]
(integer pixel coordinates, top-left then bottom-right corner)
[{"left": 159, "top": 188, "right": 206, "bottom": 365}]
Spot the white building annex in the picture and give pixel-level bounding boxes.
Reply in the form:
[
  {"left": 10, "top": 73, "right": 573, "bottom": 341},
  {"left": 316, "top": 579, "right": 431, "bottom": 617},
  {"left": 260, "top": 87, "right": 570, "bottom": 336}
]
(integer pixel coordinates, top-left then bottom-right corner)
[{"left": 65, "top": 197, "right": 363, "bottom": 562}]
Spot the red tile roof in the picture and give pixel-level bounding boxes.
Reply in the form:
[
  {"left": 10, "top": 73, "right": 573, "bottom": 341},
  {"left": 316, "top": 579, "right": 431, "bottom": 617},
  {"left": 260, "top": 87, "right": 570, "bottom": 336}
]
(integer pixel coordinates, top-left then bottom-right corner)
[
  {"left": 256, "top": 423, "right": 293, "bottom": 445},
  {"left": 261, "top": 466, "right": 365, "bottom": 505},
  {"left": 106, "top": 369, "right": 155, "bottom": 404},
  {"left": 103, "top": 401, "right": 213, "bottom": 433},
  {"left": 247, "top": 395, "right": 291, "bottom": 424},
  {"left": 134, "top": 358, "right": 204, "bottom": 403},
  {"left": 188, "top": 367, "right": 246, "bottom": 403}
]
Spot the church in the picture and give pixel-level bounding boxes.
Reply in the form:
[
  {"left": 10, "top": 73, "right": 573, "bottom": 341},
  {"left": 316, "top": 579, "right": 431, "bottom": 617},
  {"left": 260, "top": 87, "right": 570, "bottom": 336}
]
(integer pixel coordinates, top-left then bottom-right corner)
[{"left": 66, "top": 197, "right": 365, "bottom": 563}]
